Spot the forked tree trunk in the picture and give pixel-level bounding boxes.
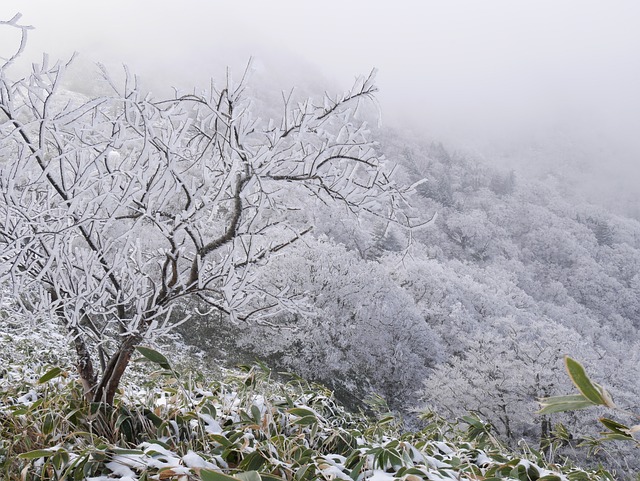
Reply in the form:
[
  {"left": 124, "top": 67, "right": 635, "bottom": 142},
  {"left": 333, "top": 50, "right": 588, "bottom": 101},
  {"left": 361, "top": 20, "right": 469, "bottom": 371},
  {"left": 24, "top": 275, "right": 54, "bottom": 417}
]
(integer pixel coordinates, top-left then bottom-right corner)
[{"left": 55, "top": 295, "right": 142, "bottom": 405}]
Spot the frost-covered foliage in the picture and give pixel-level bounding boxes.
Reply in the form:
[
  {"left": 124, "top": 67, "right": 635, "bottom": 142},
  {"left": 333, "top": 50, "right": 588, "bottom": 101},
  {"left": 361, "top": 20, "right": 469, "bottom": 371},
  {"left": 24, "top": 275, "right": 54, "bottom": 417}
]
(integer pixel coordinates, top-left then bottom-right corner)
[
  {"left": 0, "top": 317, "right": 614, "bottom": 481},
  {"left": 172, "top": 127, "right": 640, "bottom": 476},
  {"left": 2, "top": 12, "right": 640, "bottom": 478}
]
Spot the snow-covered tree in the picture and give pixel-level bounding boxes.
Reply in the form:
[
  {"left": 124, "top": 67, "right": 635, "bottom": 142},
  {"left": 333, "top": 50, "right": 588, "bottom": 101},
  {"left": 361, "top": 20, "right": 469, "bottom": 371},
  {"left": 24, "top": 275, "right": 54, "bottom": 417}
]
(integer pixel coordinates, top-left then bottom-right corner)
[
  {"left": 238, "top": 238, "right": 443, "bottom": 408},
  {"left": 0, "top": 16, "right": 411, "bottom": 404},
  {"left": 422, "top": 317, "right": 584, "bottom": 442}
]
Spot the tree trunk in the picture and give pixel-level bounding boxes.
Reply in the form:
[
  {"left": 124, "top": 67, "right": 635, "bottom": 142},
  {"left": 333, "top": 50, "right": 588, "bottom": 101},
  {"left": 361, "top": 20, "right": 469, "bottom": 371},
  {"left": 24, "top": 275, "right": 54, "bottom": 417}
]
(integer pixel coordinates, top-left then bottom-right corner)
[
  {"left": 540, "top": 415, "right": 552, "bottom": 459},
  {"left": 72, "top": 330, "right": 98, "bottom": 402},
  {"left": 50, "top": 289, "right": 98, "bottom": 401},
  {"left": 93, "top": 334, "right": 141, "bottom": 405}
]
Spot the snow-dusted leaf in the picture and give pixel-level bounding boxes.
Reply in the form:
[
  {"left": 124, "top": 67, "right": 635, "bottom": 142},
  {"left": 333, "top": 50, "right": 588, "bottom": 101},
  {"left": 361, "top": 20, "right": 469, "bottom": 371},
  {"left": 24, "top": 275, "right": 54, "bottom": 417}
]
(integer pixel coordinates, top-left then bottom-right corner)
[
  {"left": 201, "top": 470, "right": 242, "bottom": 481},
  {"left": 236, "top": 471, "right": 262, "bottom": 481},
  {"left": 18, "top": 449, "right": 57, "bottom": 459},
  {"left": 37, "top": 366, "right": 65, "bottom": 384},
  {"left": 538, "top": 394, "right": 596, "bottom": 415},
  {"left": 564, "top": 356, "right": 612, "bottom": 407}
]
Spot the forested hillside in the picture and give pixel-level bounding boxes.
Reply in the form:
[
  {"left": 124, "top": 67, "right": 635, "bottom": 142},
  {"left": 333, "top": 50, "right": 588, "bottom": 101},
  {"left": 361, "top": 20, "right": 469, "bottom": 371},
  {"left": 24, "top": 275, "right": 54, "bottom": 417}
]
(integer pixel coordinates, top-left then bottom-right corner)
[{"left": 197, "top": 126, "right": 640, "bottom": 473}]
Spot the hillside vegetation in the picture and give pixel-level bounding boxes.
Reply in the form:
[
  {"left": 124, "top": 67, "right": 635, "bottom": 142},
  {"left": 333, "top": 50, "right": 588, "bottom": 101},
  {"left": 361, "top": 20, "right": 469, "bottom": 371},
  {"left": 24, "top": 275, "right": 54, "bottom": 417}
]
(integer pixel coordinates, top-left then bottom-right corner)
[{"left": 0, "top": 317, "right": 615, "bottom": 480}]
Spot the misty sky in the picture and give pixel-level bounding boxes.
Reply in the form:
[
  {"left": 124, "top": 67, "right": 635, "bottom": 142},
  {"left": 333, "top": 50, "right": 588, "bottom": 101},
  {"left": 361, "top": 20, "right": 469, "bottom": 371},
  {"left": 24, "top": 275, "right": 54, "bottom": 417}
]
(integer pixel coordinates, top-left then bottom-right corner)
[{"left": 2, "top": 1, "right": 639, "bottom": 205}]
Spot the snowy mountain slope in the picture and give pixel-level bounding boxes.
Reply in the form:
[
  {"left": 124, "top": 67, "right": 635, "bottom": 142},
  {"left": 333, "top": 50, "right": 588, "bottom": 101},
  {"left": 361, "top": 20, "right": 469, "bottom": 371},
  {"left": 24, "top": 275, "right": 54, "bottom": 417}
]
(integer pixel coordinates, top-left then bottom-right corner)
[{"left": 186, "top": 129, "right": 640, "bottom": 474}]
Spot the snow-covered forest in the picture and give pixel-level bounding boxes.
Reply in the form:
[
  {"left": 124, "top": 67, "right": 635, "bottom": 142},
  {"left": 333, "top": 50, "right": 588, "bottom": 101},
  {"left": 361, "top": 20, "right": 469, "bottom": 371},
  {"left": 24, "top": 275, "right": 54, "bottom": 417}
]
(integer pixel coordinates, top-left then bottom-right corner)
[
  {"left": 208, "top": 122, "right": 640, "bottom": 458},
  {"left": 2, "top": 2, "right": 640, "bottom": 479}
]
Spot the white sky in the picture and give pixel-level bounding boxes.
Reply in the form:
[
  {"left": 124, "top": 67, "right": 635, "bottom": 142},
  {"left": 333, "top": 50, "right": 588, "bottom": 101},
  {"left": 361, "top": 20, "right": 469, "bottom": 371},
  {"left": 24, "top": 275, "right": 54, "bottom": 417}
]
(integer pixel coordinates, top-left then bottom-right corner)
[{"left": 2, "top": 1, "right": 640, "bottom": 203}]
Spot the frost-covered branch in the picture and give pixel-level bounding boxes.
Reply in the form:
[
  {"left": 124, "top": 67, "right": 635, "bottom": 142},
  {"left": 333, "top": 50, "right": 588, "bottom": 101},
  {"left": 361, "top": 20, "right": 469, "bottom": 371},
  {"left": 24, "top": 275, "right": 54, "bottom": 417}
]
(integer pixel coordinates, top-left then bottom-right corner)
[{"left": 0, "top": 21, "right": 410, "bottom": 405}]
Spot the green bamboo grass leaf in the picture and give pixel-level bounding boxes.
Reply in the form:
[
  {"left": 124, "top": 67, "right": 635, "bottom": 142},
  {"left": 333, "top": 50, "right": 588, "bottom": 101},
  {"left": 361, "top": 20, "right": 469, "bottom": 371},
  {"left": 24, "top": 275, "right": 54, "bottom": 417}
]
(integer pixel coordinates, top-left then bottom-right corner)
[
  {"left": 260, "top": 474, "right": 286, "bottom": 481},
  {"left": 564, "top": 356, "right": 613, "bottom": 407},
  {"left": 37, "top": 366, "right": 64, "bottom": 384},
  {"left": 236, "top": 471, "right": 262, "bottom": 481},
  {"left": 251, "top": 404, "right": 262, "bottom": 423},
  {"left": 348, "top": 457, "right": 367, "bottom": 481},
  {"left": 135, "top": 346, "right": 171, "bottom": 370},
  {"left": 287, "top": 407, "right": 317, "bottom": 418},
  {"left": 238, "top": 451, "right": 267, "bottom": 471},
  {"left": 600, "top": 432, "right": 634, "bottom": 441},
  {"left": 598, "top": 417, "right": 633, "bottom": 440},
  {"left": 293, "top": 416, "right": 318, "bottom": 426},
  {"left": 18, "top": 449, "right": 56, "bottom": 459},
  {"left": 538, "top": 394, "right": 596, "bottom": 415},
  {"left": 599, "top": 417, "right": 631, "bottom": 434},
  {"left": 201, "top": 470, "right": 241, "bottom": 481}
]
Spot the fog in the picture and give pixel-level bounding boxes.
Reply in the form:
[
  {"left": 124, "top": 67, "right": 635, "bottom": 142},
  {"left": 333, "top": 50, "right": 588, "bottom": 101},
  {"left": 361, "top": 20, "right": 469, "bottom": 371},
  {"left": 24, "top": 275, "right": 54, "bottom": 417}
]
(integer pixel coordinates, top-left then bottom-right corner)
[{"left": 3, "top": 1, "right": 639, "bottom": 211}]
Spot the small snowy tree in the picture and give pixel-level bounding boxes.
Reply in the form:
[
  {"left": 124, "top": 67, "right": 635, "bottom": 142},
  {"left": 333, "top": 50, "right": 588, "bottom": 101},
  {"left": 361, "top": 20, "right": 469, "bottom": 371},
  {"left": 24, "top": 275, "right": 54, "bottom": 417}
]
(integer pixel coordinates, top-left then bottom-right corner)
[{"left": 0, "top": 15, "right": 410, "bottom": 404}]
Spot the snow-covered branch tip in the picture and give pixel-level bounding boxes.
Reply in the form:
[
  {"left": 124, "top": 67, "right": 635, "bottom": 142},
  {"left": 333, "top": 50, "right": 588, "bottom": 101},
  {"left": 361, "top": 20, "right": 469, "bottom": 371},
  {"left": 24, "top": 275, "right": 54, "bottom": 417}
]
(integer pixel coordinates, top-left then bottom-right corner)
[{"left": 0, "top": 13, "right": 34, "bottom": 70}]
